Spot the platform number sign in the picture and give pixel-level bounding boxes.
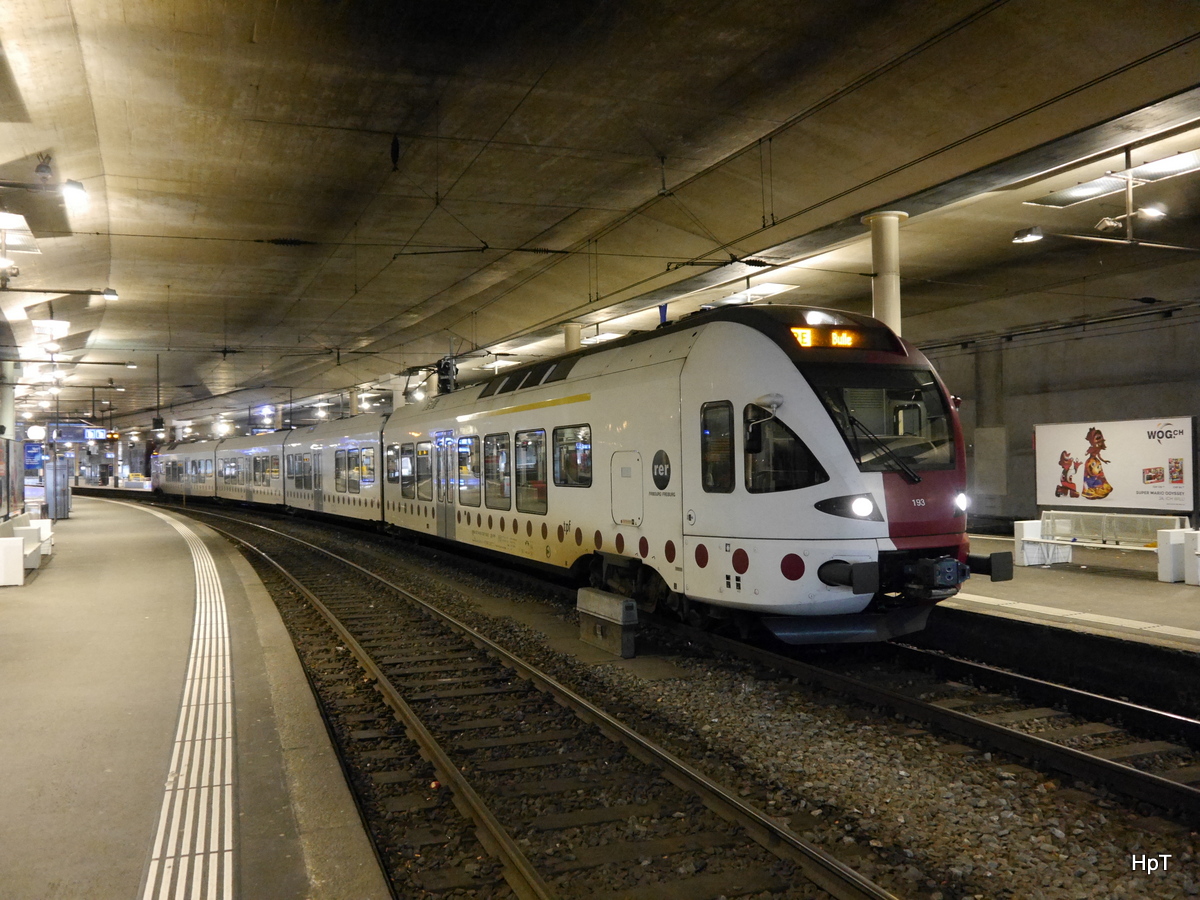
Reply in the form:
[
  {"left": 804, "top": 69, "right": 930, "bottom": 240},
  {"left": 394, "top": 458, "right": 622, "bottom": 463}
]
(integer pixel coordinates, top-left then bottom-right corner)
[{"left": 652, "top": 450, "right": 671, "bottom": 490}]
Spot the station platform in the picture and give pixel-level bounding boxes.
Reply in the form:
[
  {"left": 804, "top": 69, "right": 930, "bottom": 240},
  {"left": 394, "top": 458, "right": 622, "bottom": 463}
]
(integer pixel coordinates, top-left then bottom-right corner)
[
  {"left": 953, "top": 535, "right": 1200, "bottom": 653},
  {"left": 0, "top": 496, "right": 389, "bottom": 900}
]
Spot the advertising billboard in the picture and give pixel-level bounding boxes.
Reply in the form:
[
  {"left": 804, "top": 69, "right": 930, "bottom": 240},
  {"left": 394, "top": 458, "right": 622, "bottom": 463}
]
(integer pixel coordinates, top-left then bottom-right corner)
[{"left": 1035, "top": 417, "right": 1194, "bottom": 512}]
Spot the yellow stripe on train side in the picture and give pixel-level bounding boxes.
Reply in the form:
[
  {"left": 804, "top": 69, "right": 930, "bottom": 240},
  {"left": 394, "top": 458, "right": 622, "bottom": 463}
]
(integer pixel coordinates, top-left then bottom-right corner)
[{"left": 455, "top": 393, "right": 591, "bottom": 423}]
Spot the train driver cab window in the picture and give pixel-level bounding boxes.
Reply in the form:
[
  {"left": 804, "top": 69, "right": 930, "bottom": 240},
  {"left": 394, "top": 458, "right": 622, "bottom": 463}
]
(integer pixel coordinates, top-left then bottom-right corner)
[
  {"left": 744, "top": 404, "right": 829, "bottom": 493},
  {"left": 700, "top": 402, "right": 735, "bottom": 493},
  {"left": 385, "top": 444, "right": 400, "bottom": 484},
  {"left": 483, "top": 433, "right": 511, "bottom": 510},
  {"left": 552, "top": 425, "right": 591, "bottom": 487},
  {"left": 514, "top": 429, "right": 547, "bottom": 514},
  {"left": 335, "top": 449, "right": 348, "bottom": 492},
  {"left": 458, "top": 436, "right": 481, "bottom": 507},
  {"left": 362, "top": 448, "right": 376, "bottom": 487},
  {"left": 415, "top": 442, "right": 433, "bottom": 501},
  {"left": 400, "top": 444, "right": 416, "bottom": 498},
  {"left": 348, "top": 449, "right": 361, "bottom": 493}
]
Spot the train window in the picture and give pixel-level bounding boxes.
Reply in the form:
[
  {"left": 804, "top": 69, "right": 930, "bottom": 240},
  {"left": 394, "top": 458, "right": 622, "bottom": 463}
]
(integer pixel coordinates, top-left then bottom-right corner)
[
  {"left": 313, "top": 453, "right": 323, "bottom": 491},
  {"left": 270, "top": 455, "right": 280, "bottom": 479},
  {"left": 542, "top": 356, "right": 580, "bottom": 384},
  {"left": 252, "top": 456, "right": 262, "bottom": 486},
  {"left": 361, "top": 448, "right": 376, "bottom": 487},
  {"left": 206, "top": 459, "right": 213, "bottom": 477},
  {"left": 804, "top": 364, "right": 956, "bottom": 473},
  {"left": 744, "top": 405, "right": 829, "bottom": 494},
  {"left": 385, "top": 444, "right": 400, "bottom": 484},
  {"left": 348, "top": 449, "right": 361, "bottom": 493},
  {"left": 458, "top": 436, "right": 481, "bottom": 507},
  {"left": 285, "top": 454, "right": 294, "bottom": 479},
  {"left": 514, "top": 429, "right": 547, "bottom": 514},
  {"left": 400, "top": 444, "right": 416, "bottom": 498},
  {"left": 239, "top": 458, "right": 248, "bottom": 486},
  {"left": 335, "top": 450, "right": 348, "bottom": 492},
  {"left": 700, "top": 402, "right": 735, "bottom": 493},
  {"left": 552, "top": 425, "right": 592, "bottom": 487},
  {"left": 483, "top": 433, "right": 511, "bottom": 510},
  {"left": 416, "top": 442, "right": 433, "bottom": 501},
  {"left": 300, "top": 454, "right": 312, "bottom": 491}
]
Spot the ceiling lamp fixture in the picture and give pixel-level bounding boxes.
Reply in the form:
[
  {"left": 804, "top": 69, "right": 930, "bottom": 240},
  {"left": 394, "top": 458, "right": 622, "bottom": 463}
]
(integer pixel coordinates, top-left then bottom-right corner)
[
  {"left": 581, "top": 331, "right": 622, "bottom": 345},
  {"left": 1025, "top": 148, "right": 1200, "bottom": 208},
  {"left": 1012, "top": 226, "right": 1044, "bottom": 244},
  {"left": 0, "top": 156, "right": 88, "bottom": 211}
]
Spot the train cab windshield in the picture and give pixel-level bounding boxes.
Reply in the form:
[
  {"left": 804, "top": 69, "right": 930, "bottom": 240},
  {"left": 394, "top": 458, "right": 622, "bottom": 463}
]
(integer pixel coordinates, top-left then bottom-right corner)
[{"left": 803, "top": 364, "right": 955, "bottom": 474}]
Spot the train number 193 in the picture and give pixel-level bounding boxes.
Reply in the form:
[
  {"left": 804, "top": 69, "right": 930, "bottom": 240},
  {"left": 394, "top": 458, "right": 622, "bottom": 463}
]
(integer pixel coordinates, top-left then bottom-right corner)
[{"left": 911, "top": 498, "right": 926, "bottom": 507}]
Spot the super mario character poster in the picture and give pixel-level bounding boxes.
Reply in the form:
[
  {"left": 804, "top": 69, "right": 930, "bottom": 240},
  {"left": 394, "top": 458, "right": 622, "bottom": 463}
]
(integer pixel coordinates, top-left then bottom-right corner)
[{"left": 1035, "top": 418, "right": 1194, "bottom": 513}]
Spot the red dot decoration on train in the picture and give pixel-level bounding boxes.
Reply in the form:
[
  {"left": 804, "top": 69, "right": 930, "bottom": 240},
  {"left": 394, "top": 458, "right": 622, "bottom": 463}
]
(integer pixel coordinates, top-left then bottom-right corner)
[
  {"left": 615, "top": 533, "right": 624, "bottom": 553},
  {"left": 593, "top": 530, "right": 603, "bottom": 550},
  {"left": 732, "top": 548, "right": 749, "bottom": 574},
  {"left": 638, "top": 537, "right": 649, "bottom": 558},
  {"left": 664, "top": 540, "right": 676, "bottom": 563},
  {"left": 780, "top": 554, "right": 805, "bottom": 581},
  {"left": 574, "top": 527, "right": 583, "bottom": 546},
  {"left": 695, "top": 544, "right": 709, "bottom": 568}
]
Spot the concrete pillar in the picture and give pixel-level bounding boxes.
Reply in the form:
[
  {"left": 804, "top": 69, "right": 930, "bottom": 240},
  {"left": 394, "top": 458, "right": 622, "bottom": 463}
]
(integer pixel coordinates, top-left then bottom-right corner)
[
  {"left": 349, "top": 391, "right": 360, "bottom": 416},
  {"left": 0, "top": 362, "right": 16, "bottom": 440},
  {"left": 975, "top": 348, "right": 1004, "bottom": 427},
  {"left": 861, "top": 211, "right": 908, "bottom": 335},
  {"left": 564, "top": 323, "right": 582, "bottom": 352},
  {"left": 273, "top": 407, "right": 283, "bottom": 430}
]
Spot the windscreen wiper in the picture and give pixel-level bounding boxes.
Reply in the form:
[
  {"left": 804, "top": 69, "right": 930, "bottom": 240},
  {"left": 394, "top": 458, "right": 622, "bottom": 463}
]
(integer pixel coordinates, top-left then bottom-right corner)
[{"left": 849, "top": 416, "right": 922, "bottom": 484}]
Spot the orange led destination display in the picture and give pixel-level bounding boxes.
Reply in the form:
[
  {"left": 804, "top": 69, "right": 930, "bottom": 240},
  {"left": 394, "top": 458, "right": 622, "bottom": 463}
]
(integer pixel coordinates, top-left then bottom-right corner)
[{"left": 790, "top": 326, "right": 861, "bottom": 348}]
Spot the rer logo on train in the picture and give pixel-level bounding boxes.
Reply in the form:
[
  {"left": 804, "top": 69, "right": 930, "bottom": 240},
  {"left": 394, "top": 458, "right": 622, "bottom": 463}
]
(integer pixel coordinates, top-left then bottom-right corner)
[{"left": 651, "top": 450, "right": 671, "bottom": 490}]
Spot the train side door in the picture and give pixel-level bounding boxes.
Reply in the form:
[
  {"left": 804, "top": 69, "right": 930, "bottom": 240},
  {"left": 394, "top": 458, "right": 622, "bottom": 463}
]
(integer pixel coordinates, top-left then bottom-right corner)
[
  {"left": 610, "top": 451, "right": 643, "bottom": 526},
  {"left": 312, "top": 449, "right": 324, "bottom": 512},
  {"left": 434, "top": 430, "right": 456, "bottom": 540}
]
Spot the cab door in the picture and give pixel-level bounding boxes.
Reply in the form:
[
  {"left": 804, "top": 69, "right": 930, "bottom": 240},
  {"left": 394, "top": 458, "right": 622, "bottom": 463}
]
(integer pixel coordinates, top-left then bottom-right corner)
[{"left": 434, "top": 430, "right": 456, "bottom": 540}]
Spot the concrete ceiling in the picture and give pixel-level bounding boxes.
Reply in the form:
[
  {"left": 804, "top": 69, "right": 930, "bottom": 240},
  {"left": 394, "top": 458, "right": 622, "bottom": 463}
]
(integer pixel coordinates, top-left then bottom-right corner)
[{"left": 3, "top": 0, "right": 1200, "bottom": 430}]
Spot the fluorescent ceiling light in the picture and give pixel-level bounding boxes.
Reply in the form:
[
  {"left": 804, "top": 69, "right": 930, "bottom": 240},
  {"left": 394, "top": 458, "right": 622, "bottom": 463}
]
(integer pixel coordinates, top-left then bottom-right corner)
[
  {"left": 1026, "top": 148, "right": 1200, "bottom": 208},
  {"left": 61, "top": 180, "right": 88, "bottom": 212},
  {"left": 581, "top": 332, "right": 622, "bottom": 344},
  {"left": 0, "top": 213, "right": 38, "bottom": 253},
  {"left": 483, "top": 359, "right": 517, "bottom": 370},
  {"left": 32, "top": 319, "right": 70, "bottom": 339},
  {"left": 720, "top": 282, "right": 793, "bottom": 305},
  {"left": 1012, "top": 226, "right": 1044, "bottom": 243}
]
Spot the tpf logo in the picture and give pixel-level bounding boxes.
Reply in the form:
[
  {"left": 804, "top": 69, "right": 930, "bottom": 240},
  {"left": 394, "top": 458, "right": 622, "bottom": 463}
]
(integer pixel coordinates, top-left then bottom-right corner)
[
  {"left": 652, "top": 450, "right": 671, "bottom": 490},
  {"left": 1147, "top": 423, "right": 1186, "bottom": 444}
]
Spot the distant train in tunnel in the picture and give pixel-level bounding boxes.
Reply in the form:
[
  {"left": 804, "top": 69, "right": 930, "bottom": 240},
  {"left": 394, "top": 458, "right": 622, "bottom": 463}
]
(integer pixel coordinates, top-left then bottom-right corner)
[{"left": 153, "top": 305, "right": 1011, "bottom": 643}]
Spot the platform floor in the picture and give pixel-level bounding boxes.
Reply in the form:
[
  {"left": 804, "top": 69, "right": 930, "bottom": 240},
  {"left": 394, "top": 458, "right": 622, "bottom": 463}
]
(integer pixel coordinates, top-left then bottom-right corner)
[
  {"left": 955, "top": 535, "right": 1200, "bottom": 652},
  {"left": 0, "top": 496, "right": 388, "bottom": 900}
]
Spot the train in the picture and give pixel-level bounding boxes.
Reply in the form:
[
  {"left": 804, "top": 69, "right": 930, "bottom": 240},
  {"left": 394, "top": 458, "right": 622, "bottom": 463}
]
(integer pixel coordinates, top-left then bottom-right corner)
[{"left": 153, "top": 305, "right": 1012, "bottom": 643}]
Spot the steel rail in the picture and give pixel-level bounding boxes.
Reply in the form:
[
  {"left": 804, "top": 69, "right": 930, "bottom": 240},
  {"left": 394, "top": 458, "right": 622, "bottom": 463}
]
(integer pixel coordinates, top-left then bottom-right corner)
[
  {"left": 217, "top": 528, "right": 557, "bottom": 900},
  {"left": 197, "top": 511, "right": 899, "bottom": 900},
  {"left": 660, "top": 621, "right": 1200, "bottom": 827},
  {"left": 888, "top": 642, "right": 1200, "bottom": 749}
]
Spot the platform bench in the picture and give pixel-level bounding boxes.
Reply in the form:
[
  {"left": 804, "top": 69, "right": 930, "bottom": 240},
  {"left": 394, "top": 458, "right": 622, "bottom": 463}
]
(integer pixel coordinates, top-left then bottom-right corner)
[
  {"left": 0, "top": 513, "right": 55, "bottom": 586},
  {"left": 1015, "top": 510, "right": 1187, "bottom": 567}
]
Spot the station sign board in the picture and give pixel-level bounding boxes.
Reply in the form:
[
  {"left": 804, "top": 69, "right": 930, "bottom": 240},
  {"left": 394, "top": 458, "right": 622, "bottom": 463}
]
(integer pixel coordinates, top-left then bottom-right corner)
[
  {"left": 24, "top": 442, "right": 42, "bottom": 470},
  {"left": 1035, "top": 417, "right": 1195, "bottom": 513},
  {"left": 48, "top": 424, "right": 108, "bottom": 442}
]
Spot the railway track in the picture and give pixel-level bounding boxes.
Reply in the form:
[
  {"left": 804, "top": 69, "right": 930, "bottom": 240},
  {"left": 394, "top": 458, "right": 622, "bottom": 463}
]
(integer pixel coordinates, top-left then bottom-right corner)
[
  {"left": 188, "top": 508, "right": 898, "bottom": 900},
  {"left": 661, "top": 623, "right": 1200, "bottom": 828}
]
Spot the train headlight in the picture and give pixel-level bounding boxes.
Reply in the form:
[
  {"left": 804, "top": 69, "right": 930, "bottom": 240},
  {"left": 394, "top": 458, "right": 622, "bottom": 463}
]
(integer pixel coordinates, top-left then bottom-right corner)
[
  {"left": 851, "top": 497, "right": 874, "bottom": 517},
  {"left": 814, "top": 494, "right": 884, "bottom": 522},
  {"left": 955, "top": 492, "right": 970, "bottom": 512}
]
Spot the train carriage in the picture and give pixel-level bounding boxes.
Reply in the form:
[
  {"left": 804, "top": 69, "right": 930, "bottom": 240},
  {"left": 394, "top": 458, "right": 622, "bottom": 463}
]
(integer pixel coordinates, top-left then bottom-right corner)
[
  {"left": 283, "top": 413, "right": 387, "bottom": 521},
  {"left": 214, "top": 433, "right": 288, "bottom": 507},
  {"left": 151, "top": 440, "right": 217, "bottom": 498}
]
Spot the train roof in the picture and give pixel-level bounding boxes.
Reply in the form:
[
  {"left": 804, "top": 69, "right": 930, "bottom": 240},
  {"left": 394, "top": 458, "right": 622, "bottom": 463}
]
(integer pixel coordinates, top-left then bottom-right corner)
[{"left": 472, "top": 304, "right": 912, "bottom": 400}]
